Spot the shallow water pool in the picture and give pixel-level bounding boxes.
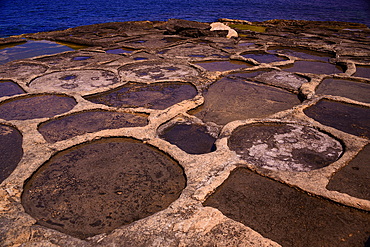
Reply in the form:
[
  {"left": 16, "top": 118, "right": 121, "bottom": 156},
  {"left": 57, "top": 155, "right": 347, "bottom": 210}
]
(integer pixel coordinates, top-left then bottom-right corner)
[{"left": 0, "top": 40, "right": 86, "bottom": 65}]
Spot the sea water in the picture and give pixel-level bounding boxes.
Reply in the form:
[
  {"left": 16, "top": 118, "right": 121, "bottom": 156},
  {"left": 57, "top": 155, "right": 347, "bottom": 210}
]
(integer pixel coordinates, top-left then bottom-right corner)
[{"left": 0, "top": 0, "right": 369, "bottom": 38}]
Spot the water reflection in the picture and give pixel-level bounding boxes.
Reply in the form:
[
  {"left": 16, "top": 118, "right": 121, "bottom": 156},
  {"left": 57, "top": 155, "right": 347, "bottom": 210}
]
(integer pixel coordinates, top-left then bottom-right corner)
[{"left": 0, "top": 40, "right": 87, "bottom": 65}]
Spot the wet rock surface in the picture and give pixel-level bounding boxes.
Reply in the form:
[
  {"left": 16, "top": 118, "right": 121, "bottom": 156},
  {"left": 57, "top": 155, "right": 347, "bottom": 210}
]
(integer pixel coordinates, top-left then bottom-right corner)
[
  {"left": 0, "top": 19, "right": 370, "bottom": 246},
  {"left": 253, "top": 70, "right": 308, "bottom": 92},
  {"left": 0, "top": 124, "right": 23, "bottom": 183},
  {"left": 268, "top": 47, "right": 334, "bottom": 62},
  {"left": 0, "top": 80, "right": 26, "bottom": 97},
  {"left": 283, "top": 60, "right": 343, "bottom": 74},
  {"left": 84, "top": 82, "right": 197, "bottom": 110},
  {"left": 241, "top": 51, "right": 287, "bottom": 64},
  {"left": 157, "top": 43, "right": 229, "bottom": 59},
  {"left": 315, "top": 78, "right": 370, "bottom": 103},
  {"left": 38, "top": 110, "right": 148, "bottom": 143},
  {"left": 0, "top": 94, "right": 76, "bottom": 120},
  {"left": 354, "top": 65, "right": 370, "bottom": 78},
  {"left": 190, "top": 76, "right": 300, "bottom": 125},
  {"left": 203, "top": 167, "right": 370, "bottom": 247},
  {"left": 22, "top": 138, "right": 186, "bottom": 239},
  {"left": 158, "top": 123, "right": 216, "bottom": 154},
  {"left": 327, "top": 144, "right": 370, "bottom": 200},
  {"left": 304, "top": 99, "right": 370, "bottom": 138}
]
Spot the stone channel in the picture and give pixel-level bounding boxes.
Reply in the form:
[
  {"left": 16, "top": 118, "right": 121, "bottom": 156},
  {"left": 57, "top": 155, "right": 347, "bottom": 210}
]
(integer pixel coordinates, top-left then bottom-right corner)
[{"left": 0, "top": 19, "right": 369, "bottom": 246}]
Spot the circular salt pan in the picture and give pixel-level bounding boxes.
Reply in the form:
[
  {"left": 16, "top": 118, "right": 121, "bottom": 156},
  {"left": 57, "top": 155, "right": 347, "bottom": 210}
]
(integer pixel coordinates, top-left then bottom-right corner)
[
  {"left": 28, "top": 69, "right": 119, "bottom": 93},
  {"left": 118, "top": 61, "right": 200, "bottom": 83},
  {"left": 0, "top": 94, "right": 76, "bottom": 120},
  {"left": 22, "top": 138, "right": 186, "bottom": 239},
  {"left": 228, "top": 123, "right": 343, "bottom": 172}
]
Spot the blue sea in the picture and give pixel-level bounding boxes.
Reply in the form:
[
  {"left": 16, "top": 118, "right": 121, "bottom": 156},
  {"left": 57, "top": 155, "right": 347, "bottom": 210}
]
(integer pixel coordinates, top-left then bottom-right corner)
[{"left": 0, "top": 0, "right": 370, "bottom": 38}]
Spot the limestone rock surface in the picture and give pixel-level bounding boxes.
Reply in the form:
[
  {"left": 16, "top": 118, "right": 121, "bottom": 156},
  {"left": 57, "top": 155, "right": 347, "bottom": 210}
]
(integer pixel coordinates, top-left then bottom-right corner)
[{"left": 0, "top": 19, "right": 370, "bottom": 247}]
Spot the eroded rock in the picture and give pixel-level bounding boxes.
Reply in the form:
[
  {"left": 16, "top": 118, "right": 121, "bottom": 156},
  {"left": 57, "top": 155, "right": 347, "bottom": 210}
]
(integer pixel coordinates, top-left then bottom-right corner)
[
  {"left": 210, "top": 22, "right": 238, "bottom": 39},
  {"left": 0, "top": 62, "right": 48, "bottom": 80},
  {"left": 118, "top": 60, "right": 200, "bottom": 83},
  {"left": 118, "top": 35, "right": 186, "bottom": 49},
  {"left": 29, "top": 70, "right": 120, "bottom": 93},
  {"left": 157, "top": 43, "right": 229, "bottom": 60},
  {"left": 253, "top": 70, "right": 308, "bottom": 92},
  {"left": 161, "top": 19, "right": 219, "bottom": 38},
  {"left": 0, "top": 124, "right": 23, "bottom": 183},
  {"left": 34, "top": 51, "right": 121, "bottom": 69},
  {"left": 228, "top": 123, "right": 343, "bottom": 172}
]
